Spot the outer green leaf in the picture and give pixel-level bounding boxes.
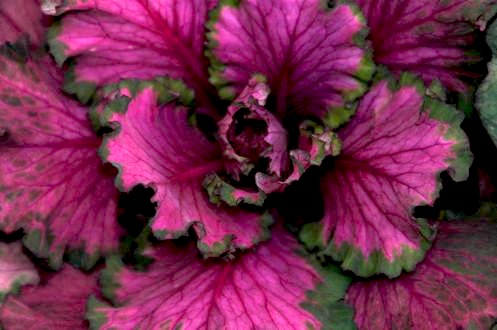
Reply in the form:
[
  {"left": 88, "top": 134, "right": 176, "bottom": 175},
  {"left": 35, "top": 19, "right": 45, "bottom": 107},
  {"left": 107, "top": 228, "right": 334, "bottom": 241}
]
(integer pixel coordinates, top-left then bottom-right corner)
[{"left": 477, "top": 19, "right": 497, "bottom": 147}]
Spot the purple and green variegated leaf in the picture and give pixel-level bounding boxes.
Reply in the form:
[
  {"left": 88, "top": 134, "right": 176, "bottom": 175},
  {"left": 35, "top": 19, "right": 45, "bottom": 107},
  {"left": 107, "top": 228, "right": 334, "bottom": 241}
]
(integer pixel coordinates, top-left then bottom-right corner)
[
  {"left": 91, "top": 77, "right": 196, "bottom": 132},
  {"left": 301, "top": 77, "right": 472, "bottom": 278},
  {"left": 44, "top": 0, "right": 218, "bottom": 104},
  {"left": 210, "top": 0, "right": 373, "bottom": 118},
  {"left": 88, "top": 228, "right": 354, "bottom": 330},
  {"left": 100, "top": 87, "right": 272, "bottom": 257},
  {"left": 0, "top": 0, "right": 46, "bottom": 47},
  {"left": 347, "top": 219, "right": 497, "bottom": 329},
  {"left": 357, "top": 0, "right": 497, "bottom": 92},
  {"left": 0, "top": 265, "right": 98, "bottom": 330},
  {"left": 0, "top": 242, "right": 39, "bottom": 302},
  {"left": 0, "top": 53, "right": 121, "bottom": 269}
]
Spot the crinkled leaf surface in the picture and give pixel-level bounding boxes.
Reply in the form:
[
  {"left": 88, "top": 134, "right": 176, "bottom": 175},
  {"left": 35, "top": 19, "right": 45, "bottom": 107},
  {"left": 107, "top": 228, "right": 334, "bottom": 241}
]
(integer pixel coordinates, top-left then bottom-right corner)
[
  {"left": 88, "top": 228, "right": 354, "bottom": 330},
  {"left": 256, "top": 121, "right": 341, "bottom": 194},
  {"left": 217, "top": 77, "right": 289, "bottom": 179},
  {"left": 101, "top": 88, "right": 271, "bottom": 257},
  {"left": 314, "top": 80, "right": 471, "bottom": 278},
  {"left": 211, "top": 0, "right": 372, "bottom": 117},
  {"left": 0, "top": 265, "right": 98, "bottom": 330},
  {"left": 0, "top": 53, "right": 120, "bottom": 269},
  {"left": 0, "top": 0, "right": 45, "bottom": 47},
  {"left": 46, "top": 0, "right": 217, "bottom": 104},
  {"left": 0, "top": 242, "right": 39, "bottom": 302},
  {"left": 357, "top": 0, "right": 497, "bottom": 91},
  {"left": 347, "top": 219, "right": 497, "bottom": 330},
  {"left": 477, "top": 19, "right": 497, "bottom": 148},
  {"left": 90, "top": 77, "right": 196, "bottom": 133}
]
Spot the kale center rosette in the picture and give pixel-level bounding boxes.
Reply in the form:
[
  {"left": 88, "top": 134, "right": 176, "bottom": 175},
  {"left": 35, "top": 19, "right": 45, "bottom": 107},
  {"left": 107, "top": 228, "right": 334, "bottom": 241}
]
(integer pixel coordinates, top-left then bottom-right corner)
[{"left": 205, "top": 77, "right": 340, "bottom": 206}]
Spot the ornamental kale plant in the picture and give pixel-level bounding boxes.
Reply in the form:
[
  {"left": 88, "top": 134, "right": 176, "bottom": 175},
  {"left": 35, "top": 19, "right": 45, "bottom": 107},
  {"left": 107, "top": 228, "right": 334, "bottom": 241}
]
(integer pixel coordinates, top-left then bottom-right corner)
[{"left": 2, "top": 0, "right": 497, "bottom": 329}]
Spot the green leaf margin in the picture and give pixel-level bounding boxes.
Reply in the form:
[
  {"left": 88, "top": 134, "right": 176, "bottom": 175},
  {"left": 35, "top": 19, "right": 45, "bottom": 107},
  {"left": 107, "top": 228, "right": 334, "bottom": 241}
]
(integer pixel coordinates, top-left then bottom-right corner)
[
  {"left": 476, "top": 19, "right": 497, "bottom": 148},
  {"left": 96, "top": 81, "right": 273, "bottom": 258},
  {"left": 205, "top": 0, "right": 374, "bottom": 107},
  {"left": 300, "top": 74, "right": 472, "bottom": 278}
]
